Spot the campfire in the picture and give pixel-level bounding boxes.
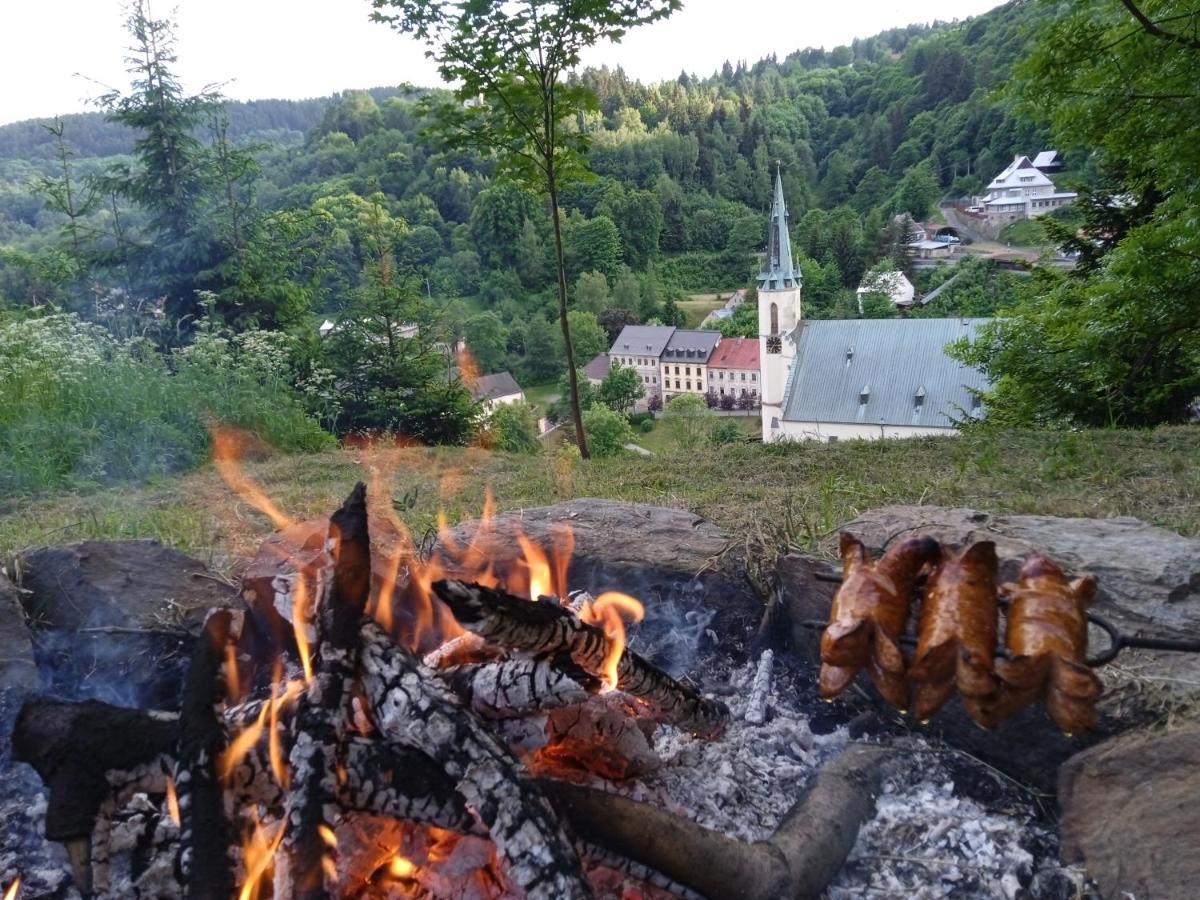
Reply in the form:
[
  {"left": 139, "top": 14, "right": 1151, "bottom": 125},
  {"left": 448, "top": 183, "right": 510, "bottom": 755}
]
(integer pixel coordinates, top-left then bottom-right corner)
[{"left": 4, "top": 435, "right": 1098, "bottom": 899}]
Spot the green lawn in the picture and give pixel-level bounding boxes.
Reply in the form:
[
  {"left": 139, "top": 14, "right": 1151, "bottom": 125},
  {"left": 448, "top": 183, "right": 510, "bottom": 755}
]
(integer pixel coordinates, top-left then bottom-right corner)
[
  {"left": 521, "top": 380, "right": 560, "bottom": 416},
  {"left": 678, "top": 297, "right": 726, "bottom": 328},
  {"left": 630, "top": 414, "right": 759, "bottom": 455},
  {"left": 3, "top": 427, "right": 1197, "bottom": 576}
]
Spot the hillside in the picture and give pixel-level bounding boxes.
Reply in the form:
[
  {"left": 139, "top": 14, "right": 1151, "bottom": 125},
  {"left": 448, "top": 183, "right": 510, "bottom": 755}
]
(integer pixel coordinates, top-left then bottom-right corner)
[
  {"left": 2, "top": 427, "right": 1197, "bottom": 574},
  {"left": 0, "top": 0, "right": 1051, "bottom": 344}
]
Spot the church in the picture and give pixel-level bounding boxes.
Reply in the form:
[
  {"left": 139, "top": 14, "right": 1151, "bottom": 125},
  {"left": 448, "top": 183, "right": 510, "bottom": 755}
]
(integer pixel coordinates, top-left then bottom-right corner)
[{"left": 757, "top": 171, "right": 990, "bottom": 442}]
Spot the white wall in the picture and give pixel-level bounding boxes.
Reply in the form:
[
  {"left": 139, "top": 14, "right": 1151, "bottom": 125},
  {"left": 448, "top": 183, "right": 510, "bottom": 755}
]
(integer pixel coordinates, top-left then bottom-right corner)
[{"left": 767, "top": 419, "right": 959, "bottom": 442}]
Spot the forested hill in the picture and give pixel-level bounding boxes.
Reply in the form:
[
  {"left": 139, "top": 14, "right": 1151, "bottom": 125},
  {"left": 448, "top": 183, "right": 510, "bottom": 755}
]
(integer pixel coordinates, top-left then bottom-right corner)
[
  {"left": 1, "top": 0, "right": 1055, "bottom": 337},
  {"left": 0, "top": 87, "right": 408, "bottom": 160}
]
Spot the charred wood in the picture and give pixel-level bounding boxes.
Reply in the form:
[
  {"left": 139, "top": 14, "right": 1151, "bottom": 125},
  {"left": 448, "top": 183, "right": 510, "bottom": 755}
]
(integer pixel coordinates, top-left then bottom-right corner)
[
  {"left": 445, "top": 656, "right": 596, "bottom": 719},
  {"left": 359, "top": 619, "right": 595, "bottom": 900},
  {"left": 287, "top": 482, "right": 372, "bottom": 900},
  {"left": 174, "top": 608, "right": 238, "bottom": 900},
  {"left": 538, "top": 743, "right": 890, "bottom": 900},
  {"left": 433, "top": 579, "right": 729, "bottom": 736}
]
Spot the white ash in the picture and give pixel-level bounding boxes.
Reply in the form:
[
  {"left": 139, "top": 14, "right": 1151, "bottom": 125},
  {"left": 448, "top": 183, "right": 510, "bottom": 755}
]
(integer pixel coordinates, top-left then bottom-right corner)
[
  {"left": 743, "top": 649, "right": 773, "bottom": 726},
  {"left": 825, "top": 746, "right": 1085, "bottom": 899},
  {"left": 583, "top": 659, "right": 849, "bottom": 842}
]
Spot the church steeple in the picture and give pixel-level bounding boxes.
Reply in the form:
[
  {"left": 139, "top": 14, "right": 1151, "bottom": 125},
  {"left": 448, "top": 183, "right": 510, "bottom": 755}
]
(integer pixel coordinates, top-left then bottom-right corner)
[{"left": 758, "top": 165, "right": 802, "bottom": 291}]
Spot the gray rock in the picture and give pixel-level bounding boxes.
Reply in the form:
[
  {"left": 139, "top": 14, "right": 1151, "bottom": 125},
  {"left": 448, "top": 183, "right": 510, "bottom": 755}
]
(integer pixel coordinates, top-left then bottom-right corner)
[
  {"left": 1059, "top": 719, "right": 1200, "bottom": 899},
  {"left": 17, "top": 540, "right": 237, "bottom": 709},
  {"left": 841, "top": 506, "right": 1200, "bottom": 631},
  {"left": 442, "top": 498, "right": 762, "bottom": 667},
  {"left": 0, "top": 573, "right": 37, "bottom": 694}
]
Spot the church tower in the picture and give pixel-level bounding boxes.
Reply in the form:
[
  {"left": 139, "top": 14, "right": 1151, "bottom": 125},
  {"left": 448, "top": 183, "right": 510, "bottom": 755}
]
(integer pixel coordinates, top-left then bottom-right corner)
[{"left": 757, "top": 166, "right": 803, "bottom": 441}]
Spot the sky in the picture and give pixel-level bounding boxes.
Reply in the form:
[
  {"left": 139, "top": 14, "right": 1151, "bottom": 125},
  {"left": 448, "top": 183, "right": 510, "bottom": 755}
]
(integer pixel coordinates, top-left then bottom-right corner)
[{"left": 0, "top": 0, "right": 1006, "bottom": 127}]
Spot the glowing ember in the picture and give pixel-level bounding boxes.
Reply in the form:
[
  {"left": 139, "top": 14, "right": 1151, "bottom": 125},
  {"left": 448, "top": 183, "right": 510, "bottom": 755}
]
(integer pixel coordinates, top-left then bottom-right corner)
[
  {"left": 3, "top": 877, "right": 19, "bottom": 900},
  {"left": 210, "top": 427, "right": 293, "bottom": 530},
  {"left": 165, "top": 777, "right": 181, "bottom": 826},
  {"left": 583, "top": 592, "right": 646, "bottom": 690},
  {"left": 389, "top": 855, "right": 416, "bottom": 879}
]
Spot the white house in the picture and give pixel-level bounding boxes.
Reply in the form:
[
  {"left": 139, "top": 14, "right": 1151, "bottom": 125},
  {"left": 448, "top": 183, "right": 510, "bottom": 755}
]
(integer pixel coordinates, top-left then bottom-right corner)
[
  {"left": 976, "top": 155, "right": 1076, "bottom": 224},
  {"left": 470, "top": 372, "right": 525, "bottom": 416},
  {"left": 758, "top": 172, "right": 990, "bottom": 442},
  {"left": 609, "top": 324, "right": 675, "bottom": 402},
  {"left": 856, "top": 270, "right": 915, "bottom": 311}
]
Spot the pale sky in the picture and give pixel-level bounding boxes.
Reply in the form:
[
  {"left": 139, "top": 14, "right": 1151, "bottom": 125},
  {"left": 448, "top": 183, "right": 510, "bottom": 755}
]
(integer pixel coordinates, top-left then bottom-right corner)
[{"left": 0, "top": 0, "right": 1005, "bottom": 127}]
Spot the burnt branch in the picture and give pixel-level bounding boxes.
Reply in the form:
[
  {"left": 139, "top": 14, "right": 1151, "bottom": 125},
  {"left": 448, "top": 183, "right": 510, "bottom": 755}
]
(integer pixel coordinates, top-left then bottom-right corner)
[
  {"left": 433, "top": 579, "right": 729, "bottom": 736},
  {"left": 445, "top": 656, "right": 596, "bottom": 719},
  {"left": 287, "top": 482, "right": 372, "bottom": 900},
  {"left": 538, "top": 743, "right": 890, "bottom": 900},
  {"left": 359, "top": 619, "right": 595, "bottom": 900},
  {"left": 175, "top": 608, "right": 239, "bottom": 900}
]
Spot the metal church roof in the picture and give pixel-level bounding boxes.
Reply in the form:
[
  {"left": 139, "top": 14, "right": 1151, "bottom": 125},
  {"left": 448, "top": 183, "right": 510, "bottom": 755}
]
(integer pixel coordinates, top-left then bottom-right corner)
[{"left": 782, "top": 318, "right": 990, "bottom": 427}]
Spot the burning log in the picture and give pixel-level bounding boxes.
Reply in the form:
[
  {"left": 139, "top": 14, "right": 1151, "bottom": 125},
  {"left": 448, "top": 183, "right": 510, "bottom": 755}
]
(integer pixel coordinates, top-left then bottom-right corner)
[
  {"left": 444, "top": 656, "right": 597, "bottom": 719},
  {"left": 538, "top": 743, "right": 891, "bottom": 900},
  {"left": 433, "top": 579, "right": 729, "bottom": 736},
  {"left": 359, "top": 619, "right": 595, "bottom": 899},
  {"left": 286, "top": 482, "right": 373, "bottom": 900},
  {"left": 174, "top": 608, "right": 239, "bottom": 899}
]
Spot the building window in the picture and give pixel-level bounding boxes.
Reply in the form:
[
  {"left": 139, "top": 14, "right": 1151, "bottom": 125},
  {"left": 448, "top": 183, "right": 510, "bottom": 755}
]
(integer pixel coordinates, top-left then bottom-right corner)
[
  {"left": 751, "top": 373, "right": 757, "bottom": 382},
  {"left": 675, "top": 380, "right": 680, "bottom": 389},
  {"left": 686, "top": 381, "right": 692, "bottom": 390},
  {"left": 740, "top": 372, "right": 746, "bottom": 381},
  {"left": 685, "top": 367, "right": 691, "bottom": 376},
  {"left": 770, "top": 302, "right": 779, "bottom": 335},
  {"left": 674, "top": 366, "right": 679, "bottom": 375},
  {"left": 719, "top": 387, "right": 725, "bottom": 395},
  {"left": 718, "top": 371, "right": 724, "bottom": 380}
]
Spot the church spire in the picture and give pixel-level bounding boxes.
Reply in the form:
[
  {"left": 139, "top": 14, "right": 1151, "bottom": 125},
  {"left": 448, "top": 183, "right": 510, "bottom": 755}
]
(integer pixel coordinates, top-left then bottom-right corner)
[{"left": 758, "top": 164, "right": 801, "bottom": 291}]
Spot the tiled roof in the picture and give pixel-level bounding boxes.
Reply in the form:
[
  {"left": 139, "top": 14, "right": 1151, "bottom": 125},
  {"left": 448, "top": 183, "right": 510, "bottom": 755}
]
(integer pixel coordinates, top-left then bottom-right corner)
[
  {"left": 583, "top": 353, "right": 611, "bottom": 380},
  {"left": 782, "top": 318, "right": 989, "bottom": 428},
  {"left": 708, "top": 336, "right": 759, "bottom": 370},
  {"left": 661, "top": 329, "right": 721, "bottom": 363},
  {"left": 610, "top": 325, "right": 675, "bottom": 358},
  {"left": 471, "top": 371, "right": 523, "bottom": 402}
]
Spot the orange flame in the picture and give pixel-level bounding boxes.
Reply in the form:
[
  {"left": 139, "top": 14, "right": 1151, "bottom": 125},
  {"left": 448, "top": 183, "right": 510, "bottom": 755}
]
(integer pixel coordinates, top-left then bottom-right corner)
[
  {"left": 517, "top": 533, "right": 552, "bottom": 600},
  {"left": 3, "top": 878, "right": 19, "bottom": 900},
  {"left": 237, "top": 812, "right": 285, "bottom": 900},
  {"left": 210, "top": 427, "right": 293, "bottom": 530},
  {"left": 224, "top": 645, "right": 243, "bottom": 704},
  {"left": 219, "top": 698, "right": 270, "bottom": 782},
  {"left": 165, "top": 777, "right": 181, "bottom": 826},
  {"left": 582, "top": 592, "right": 645, "bottom": 690},
  {"left": 292, "top": 578, "right": 314, "bottom": 683},
  {"left": 456, "top": 346, "right": 481, "bottom": 393},
  {"left": 267, "top": 666, "right": 291, "bottom": 789}
]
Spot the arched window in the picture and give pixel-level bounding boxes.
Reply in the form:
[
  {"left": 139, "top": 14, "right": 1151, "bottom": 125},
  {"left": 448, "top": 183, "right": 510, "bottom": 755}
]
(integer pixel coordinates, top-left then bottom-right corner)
[{"left": 769, "top": 302, "right": 779, "bottom": 334}]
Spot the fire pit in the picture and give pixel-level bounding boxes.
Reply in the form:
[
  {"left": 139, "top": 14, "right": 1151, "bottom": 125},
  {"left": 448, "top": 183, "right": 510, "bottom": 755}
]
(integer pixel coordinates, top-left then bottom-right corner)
[{"left": 1, "top": 451, "right": 1092, "bottom": 899}]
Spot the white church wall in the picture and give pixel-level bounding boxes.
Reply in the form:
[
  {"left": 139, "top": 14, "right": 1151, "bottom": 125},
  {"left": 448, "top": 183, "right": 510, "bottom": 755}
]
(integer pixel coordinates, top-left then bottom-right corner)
[{"left": 768, "top": 420, "right": 958, "bottom": 442}]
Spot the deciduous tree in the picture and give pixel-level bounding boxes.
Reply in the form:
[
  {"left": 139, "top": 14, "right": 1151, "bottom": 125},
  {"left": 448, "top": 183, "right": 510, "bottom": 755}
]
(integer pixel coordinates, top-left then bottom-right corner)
[{"left": 370, "top": 0, "right": 681, "bottom": 458}]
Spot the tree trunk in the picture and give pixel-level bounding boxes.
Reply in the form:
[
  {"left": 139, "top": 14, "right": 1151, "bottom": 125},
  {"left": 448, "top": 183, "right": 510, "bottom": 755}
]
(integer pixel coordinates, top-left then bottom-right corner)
[{"left": 548, "top": 166, "right": 590, "bottom": 458}]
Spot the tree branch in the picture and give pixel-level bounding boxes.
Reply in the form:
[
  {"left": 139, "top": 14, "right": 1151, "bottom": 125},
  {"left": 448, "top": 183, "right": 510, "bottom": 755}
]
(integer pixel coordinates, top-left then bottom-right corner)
[{"left": 1118, "top": 0, "right": 1200, "bottom": 51}]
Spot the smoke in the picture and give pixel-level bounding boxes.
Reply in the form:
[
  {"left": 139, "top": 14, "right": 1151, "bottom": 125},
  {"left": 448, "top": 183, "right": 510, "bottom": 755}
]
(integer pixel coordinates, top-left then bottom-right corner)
[{"left": 626, "top": 578, "right": 715, "bottom": 679}]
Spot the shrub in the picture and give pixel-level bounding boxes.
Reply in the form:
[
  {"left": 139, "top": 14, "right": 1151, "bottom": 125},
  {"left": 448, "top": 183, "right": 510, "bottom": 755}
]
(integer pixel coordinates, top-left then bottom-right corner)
[
  {"left": 647, "top": 393, "right": 663, "bottom": 413},
  {"left": 627, "top": 411, "right": 654, "bottom": 428},
  {"left": 711, "top": 421, "right": 743, "bottom": 445},
  {"left": 736, "top": 392, "right": 760, "bottom": 410},
  {"left": 638, "top": 418, "right": 654, "bottom": 433},
  {"left": 661, "top": 393, "right": 714, "bottom": 449},
  {"left": 718, "top": 393, "right": 736, "bottom": 410},
  {"left": 0, "top": 313, "right": 332, "bottom": 495},
  {"left": 581, "top": 404, "right": 634, "bottom": 458},
  {"left": 486, "top": 402, "right": 541, "bottom": 453},
  {"left": 704, "top": 388, "right": 720, "bottom": 408}
]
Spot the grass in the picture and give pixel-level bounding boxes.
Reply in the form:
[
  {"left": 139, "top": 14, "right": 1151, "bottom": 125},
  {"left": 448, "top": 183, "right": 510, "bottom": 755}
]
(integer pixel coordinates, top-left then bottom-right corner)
[
  {"left": 631, "top": 414, "right": 758, "bottom": 455},
  {"left": 521, "top": 380, "right": 560, "bottom": 416},
  {"left": 677, "top": 297, "right": 726, "bottom": 328},
  {"left": 2, "top": 426, "right": 1197, "bottom": 577}
]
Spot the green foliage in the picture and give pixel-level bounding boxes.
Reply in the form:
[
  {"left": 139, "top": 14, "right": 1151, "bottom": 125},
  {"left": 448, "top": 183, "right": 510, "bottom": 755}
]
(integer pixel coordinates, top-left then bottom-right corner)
[
  {"left": 550, "top": 368, "right": 595, "bottom": 423},
  {"left": 581, "top": 404, "right": 634, "bottom": 457},
  {"left": 661, "top": 393, "right": 713, "bottom": 449},
  {"left": 464, "top": 311, "right": 509, "bottom": 373},
  {"left": 574, "top": 270, "right": 610, "bottom": 314},
  {"left": 957, "top": 0, "right": 1200, "bottom": 428},
  {"left": 486, "top": 401, "right": 541, "bottom": 453},
  {"left": 0, "top": 313, "right": 331, "bottom": 495},
  {"left": 710, "top": 420, "right": 743, "bottom": 445},
  {"left": 715, "top": 299, "right": 758, "bottom": 338},
  {"left": 563, "top": 310, "right": 608, "bottom": 365},
  {"left": 596, "top": 361, "right": 645, "bottom": 414}
]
